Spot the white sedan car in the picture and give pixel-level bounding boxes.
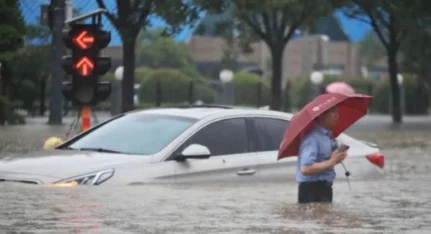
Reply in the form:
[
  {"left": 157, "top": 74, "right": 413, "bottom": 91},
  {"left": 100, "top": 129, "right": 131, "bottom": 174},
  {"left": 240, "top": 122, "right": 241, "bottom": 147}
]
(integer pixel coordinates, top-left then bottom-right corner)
[{"left": 0, "top": 105, "right": 384, "bottom": 186}]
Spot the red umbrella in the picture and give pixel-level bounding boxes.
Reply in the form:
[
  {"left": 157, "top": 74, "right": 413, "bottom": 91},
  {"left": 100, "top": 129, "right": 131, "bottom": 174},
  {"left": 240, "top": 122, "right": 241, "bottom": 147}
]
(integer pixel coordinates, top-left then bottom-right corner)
[{"left": 278, "top": 92, "right": 372, "bottom": 160}]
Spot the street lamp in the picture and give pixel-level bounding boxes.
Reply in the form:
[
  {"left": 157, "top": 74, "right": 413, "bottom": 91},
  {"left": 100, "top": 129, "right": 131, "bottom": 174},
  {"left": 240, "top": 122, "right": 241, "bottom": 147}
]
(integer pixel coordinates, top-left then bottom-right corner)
[
  {"left": 112, "top": 66, "right": 123, "bottom": 116},
  {"left": 219, "top": 69, "right": 234, "bottom": 105},
  {"left": 320, "top": 35, "right": 330, "bottom": 42},
  {"left": 310, "top": 71, "right": 324, "bottom": 85},
  {"left": 114, "top": 66, "right": 124, "bottom": 81},
  {"left": 397, "top": 73, "right": 405, "bottom": 115},
  {"left": 219, "top": 69, "right": 233, "bottom": 83},
  {"left": 309, "top": 71, "right": 324, "bottom": 100},
  {"left": 397, "top": 73, "right": 403, "bottom": 84}
]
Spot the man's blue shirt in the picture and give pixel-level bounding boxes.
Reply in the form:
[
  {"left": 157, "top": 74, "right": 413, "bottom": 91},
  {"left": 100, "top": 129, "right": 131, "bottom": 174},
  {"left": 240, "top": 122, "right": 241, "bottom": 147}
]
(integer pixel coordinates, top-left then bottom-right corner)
[{"left": 296, "top": 124, "right": 337, "bottom": 183}]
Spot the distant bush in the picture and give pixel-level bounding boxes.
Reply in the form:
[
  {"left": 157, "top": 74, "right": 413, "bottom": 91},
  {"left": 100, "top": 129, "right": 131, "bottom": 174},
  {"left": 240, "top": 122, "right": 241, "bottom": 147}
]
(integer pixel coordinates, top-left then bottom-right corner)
[
  {"left": 139, "top": 68, "right": 216, "bottom": 104},
  {"left": 291, "top": 76, "right": 376, "bottom": 111},
  {"left": 0, "top": 96, "right": 25, "bottom": 125},
  {"left": 135, "top": 67, "right": 155, "bottom": 83},
  {"left": 371, "top": 75, "right": 430, "bottom": 114},
  {"left": 232, "top": 72, "right": 271, "bottom": 107},
  {"left": 346, "top": 78, "right": 374, "bottom": 95},
  {"left": 290, "top": 77, "right": 311, "bottom": 110}
]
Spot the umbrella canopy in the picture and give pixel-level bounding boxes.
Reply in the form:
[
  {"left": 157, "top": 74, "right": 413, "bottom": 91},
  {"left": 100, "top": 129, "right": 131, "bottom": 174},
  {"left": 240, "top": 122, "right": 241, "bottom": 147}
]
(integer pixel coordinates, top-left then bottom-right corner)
[
  {"left": 278, "top": 92, "right": 372, "bottom": 160},
  {"left": 326, "top": 82, "right": 355, "bottom": 95}
]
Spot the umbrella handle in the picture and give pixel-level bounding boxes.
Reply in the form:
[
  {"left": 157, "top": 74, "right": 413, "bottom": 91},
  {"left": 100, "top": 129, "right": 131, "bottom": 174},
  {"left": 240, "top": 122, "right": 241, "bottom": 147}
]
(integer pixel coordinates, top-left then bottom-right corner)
[{"left": 341, "top": 162, "right": 351, "bottom": 191}]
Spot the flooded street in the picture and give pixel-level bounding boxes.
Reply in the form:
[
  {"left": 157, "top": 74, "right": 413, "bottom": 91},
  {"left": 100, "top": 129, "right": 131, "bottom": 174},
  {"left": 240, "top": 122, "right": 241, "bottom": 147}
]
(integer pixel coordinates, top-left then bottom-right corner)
[{"left": 1, "top": 123, "right": 431, "bottom": 233}]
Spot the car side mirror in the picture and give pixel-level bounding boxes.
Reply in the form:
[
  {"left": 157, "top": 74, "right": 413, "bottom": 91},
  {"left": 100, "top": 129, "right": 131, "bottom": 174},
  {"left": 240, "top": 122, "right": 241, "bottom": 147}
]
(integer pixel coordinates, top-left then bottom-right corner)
[{"left": 175, "top": 144, "right": 211, "bottom": 161}]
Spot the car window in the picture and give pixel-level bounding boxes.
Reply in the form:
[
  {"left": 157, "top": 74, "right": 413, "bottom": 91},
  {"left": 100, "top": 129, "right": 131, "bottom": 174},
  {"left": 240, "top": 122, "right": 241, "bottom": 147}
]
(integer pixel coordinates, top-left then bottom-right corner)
[
  {"left": 251, "top": 117, "right": 289, "bottom": 152},
  {"left": 181, "top": 118, "right": 248, "bottom": 157},
  {"left": 63, "top": 114, "right": 196, "bottom": 155}
]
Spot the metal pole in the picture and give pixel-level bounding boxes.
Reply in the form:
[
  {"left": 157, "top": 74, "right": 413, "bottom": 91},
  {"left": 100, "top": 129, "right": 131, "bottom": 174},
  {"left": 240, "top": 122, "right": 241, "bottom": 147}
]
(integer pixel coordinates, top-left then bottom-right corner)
[
  {"left": 65, "top": 0, "right": 73, "bottom": 21},
  {"left": 257, "top": 82, "right": 262, "bottom": 107},
  {"left": 62, "top": 0, "right": 73, "bottom": 116},
  {"left": 400, "top": 84, "right": 405, "bottom": 115},
  {"left": 188, "top": 81, "right": 194, "bottom": 105},
  {"left": 155, "top": 80, "right": 161, "bottom": 107},
  {"left": 48, "top": 0, "right": 65, "bottom": 124},
  {"left": 110, "top": 80, "right": 122, "bottom": 116}
]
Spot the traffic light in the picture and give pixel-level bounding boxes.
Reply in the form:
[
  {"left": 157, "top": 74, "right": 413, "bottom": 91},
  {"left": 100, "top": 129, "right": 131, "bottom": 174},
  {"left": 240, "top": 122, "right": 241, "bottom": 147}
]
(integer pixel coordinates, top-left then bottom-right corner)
[{"left": 62, "top": 23, "right": 111, "bottom": 106}]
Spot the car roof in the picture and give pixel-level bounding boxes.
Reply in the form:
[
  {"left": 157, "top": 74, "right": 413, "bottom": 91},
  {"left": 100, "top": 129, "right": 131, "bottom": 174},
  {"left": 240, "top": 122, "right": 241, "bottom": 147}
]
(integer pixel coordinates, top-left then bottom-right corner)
[{"left": 126, "top": 105, "right": 294, "bottom": 120}]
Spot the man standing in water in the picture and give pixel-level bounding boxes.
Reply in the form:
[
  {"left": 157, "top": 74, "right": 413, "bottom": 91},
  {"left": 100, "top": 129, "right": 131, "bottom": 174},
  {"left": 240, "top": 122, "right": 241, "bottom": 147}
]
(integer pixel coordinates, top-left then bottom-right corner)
[{"left": 296, "top": 106, "right": 347, "bottom": 204}]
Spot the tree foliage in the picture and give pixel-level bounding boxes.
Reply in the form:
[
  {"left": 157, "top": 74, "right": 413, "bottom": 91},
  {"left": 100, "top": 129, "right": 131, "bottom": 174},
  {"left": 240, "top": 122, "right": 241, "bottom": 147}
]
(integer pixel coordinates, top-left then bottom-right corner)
[
  {"left": 399, "top": 7, "right": 431, "bottom": 87},
  {"left": 309, "top": 14, "right": 350, "bottom": 41},
  {"left": 342, "top": 0, "right": 420, "bottom": 52},
  {"left": 342, "top": 0, "right": 426, "bottom": 123},
  {"left": 358, "top": 30, "right": 386, "bottom": 66},
  {"left": 0, "top": 0, "right": 25, "bottom": 124},
  {"left": 194, "top": 2, "right": 259, "bottom": 70},
  {"left": 96, "top": 0, "right": 226, "bottom": 112},
  {"left": 0, "top": 0, "right": 25, "bottom": 63},
  {"left": 136, "top": 29, "right": 200, "bottom": 78},
  {"left": 231, "top": 0, "right": 337, "bottom": 110}
]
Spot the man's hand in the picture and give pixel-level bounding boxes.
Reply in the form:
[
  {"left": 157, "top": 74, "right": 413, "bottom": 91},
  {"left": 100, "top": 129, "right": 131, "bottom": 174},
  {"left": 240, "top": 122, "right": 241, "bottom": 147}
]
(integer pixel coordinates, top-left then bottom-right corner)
[
  {"left": 300, "top": 150, "right": 347, "bottom": 175},
  {"left": 329, "top": 150, "right": 347, "bottom": 166}
]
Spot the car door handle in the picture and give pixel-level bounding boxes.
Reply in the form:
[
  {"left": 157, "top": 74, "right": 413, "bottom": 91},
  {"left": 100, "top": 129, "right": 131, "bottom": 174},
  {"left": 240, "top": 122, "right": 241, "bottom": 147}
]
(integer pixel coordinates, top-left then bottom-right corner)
[{"left": 236, "top": 168, "right": 256, "bottom": 176}]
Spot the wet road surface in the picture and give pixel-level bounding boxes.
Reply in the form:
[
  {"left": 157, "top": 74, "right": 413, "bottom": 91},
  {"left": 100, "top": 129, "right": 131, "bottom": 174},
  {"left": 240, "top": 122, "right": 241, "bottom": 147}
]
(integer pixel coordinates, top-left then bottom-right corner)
[{"left": 0, "top": 117, "right": 431, "bottom": 233}]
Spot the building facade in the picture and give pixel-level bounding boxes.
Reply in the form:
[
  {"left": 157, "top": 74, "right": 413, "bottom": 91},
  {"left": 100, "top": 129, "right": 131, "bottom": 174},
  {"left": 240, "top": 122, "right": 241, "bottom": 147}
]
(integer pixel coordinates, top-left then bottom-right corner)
[{"left": 186, "top": 34, "right": 363, "bottom": 88}]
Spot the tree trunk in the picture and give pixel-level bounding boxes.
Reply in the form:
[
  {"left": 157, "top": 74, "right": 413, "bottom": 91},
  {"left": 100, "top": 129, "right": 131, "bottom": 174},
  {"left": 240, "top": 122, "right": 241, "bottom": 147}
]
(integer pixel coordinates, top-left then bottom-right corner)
[
  {"left": 270, "top": 44, "right": 285, "bottom": 110},
  {"left": 121, "top": 36, "right": 137, "bottom": 113},
  {"left": 387, "top": 46, "right": 402, "bottom": 123}
]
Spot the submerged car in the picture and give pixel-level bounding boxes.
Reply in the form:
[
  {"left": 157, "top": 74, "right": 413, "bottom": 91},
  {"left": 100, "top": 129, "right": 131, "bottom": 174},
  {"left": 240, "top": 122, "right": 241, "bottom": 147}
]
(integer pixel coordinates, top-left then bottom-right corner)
[{"left": 0, "top": 105, "right": 384, "bottom": 186}]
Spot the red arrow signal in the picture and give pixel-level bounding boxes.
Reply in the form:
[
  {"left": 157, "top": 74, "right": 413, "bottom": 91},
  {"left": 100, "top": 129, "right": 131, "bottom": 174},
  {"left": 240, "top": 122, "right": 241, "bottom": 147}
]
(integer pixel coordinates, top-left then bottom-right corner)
[
  {"left": 73, "top": 30, "right": 94, "bottom": 49},
  {"left": 75, "top": 57, "right": 94, "bottom": 76}
]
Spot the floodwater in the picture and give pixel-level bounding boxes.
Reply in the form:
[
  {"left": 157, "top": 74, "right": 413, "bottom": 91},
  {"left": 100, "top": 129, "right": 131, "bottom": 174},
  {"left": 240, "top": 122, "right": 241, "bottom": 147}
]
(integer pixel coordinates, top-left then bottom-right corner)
[{"left": 1, "top": 124, "right": 431, "bottom": 233}]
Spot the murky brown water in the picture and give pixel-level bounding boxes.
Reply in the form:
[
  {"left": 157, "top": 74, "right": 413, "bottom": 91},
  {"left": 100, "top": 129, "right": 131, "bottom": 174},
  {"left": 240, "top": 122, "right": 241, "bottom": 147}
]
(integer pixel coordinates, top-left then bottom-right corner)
[{"left": 1, "top": 125, "right": 431, "bottom": 233}]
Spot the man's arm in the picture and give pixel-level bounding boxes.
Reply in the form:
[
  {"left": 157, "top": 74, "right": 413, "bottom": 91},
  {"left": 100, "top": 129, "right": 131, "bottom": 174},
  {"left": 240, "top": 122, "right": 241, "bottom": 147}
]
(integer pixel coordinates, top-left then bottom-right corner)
[{"left": 299, "top": 138, "right": 336, "bottom": 175}]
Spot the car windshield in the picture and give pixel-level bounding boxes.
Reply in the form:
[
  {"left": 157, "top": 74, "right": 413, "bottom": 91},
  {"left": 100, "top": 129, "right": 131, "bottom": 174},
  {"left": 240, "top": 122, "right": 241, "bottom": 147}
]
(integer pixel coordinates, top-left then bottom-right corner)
[{"left": 63, "top": 113, "right": 196, "bottom": 155}]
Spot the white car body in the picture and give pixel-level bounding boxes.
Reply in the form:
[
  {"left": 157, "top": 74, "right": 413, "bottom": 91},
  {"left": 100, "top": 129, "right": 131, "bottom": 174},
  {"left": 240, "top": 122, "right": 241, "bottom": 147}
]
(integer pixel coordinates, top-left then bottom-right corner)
[{"left": 0, "top": 106, "right": 384, "bottom": 186}]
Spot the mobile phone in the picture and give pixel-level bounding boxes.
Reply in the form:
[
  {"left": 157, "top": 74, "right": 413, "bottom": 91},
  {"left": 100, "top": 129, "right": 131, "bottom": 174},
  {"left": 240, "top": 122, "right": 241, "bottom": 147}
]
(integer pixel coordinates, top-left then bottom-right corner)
[{"left": 338, "top": 144, "right": 350, "bottom": 152}]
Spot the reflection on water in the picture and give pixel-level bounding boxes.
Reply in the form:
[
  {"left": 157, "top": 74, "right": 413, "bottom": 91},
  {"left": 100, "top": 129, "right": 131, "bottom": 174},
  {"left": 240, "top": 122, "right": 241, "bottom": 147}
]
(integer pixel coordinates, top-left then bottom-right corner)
[{"left": 1, "top": 129, "right": 431, "bottom": 233}]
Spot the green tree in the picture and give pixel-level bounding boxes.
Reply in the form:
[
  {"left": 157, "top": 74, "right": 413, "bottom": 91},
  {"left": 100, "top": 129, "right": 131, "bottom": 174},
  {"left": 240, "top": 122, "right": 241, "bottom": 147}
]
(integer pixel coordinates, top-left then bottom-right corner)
[
  {"left": 17, "top": 24, "right": 51, "bottom": 116},
  {"left": 95, "top": 0, "right": 225, "bottom": 113},
  {"left": 136, "top": 29, "right": 200, "bottom": 78},
  {"left": 309, "top": 14, "right": 350, "bottom": 42},
  {"left": 232, "top": 0, "right": 337, "bottom": 110},
  {"left": 400, "top": 22, "right": 431, "bottom": 87},
  {"left": 11, "top": 45, "right": 51, "bottom": 115},
  {"left": 194, "top": 2, "right": 258, "bottom": 71},
  {"left": 342, "top": 0, "right": 424, "bottom": 123},
  {"left": 0, "top": 0, "right": 25, "bottom": 124},
  {"left": 358, "top": 30, "right": 386, "bottom": 66}
]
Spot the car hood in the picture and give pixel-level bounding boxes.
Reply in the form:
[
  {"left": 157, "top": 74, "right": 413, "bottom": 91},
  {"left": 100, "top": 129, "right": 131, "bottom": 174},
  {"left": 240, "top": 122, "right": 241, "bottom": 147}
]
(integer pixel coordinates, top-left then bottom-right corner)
[{"left": 0, "top": 149, "right": 151, "bottom": 183}]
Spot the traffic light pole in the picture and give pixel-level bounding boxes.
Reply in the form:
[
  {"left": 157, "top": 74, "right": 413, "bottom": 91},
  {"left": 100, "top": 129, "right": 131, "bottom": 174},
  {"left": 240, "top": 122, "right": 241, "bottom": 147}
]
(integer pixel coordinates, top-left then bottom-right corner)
[
  {"left": 61, "top": 9, "right": 111, "bottom": 133},
  {"left": 49, "top": 0, "right": 65, "bottom": 124}
]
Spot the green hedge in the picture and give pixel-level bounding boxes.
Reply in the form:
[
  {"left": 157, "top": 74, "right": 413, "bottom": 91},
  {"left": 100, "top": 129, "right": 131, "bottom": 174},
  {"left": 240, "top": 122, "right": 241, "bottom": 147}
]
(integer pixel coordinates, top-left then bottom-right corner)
[
  {"left": 232, "top": 72, "right": 271, "bottom": 107},
  {"left": 372, "top": 75, "right": 430, "bottom": 114},
  {"left": 290, "top": 77, "right": 311, "bottom": 110},
  {"left": 135, "top": 67, "right": 155, "bottom": 84},
  {"left": 0, "top": 96, "right": 25, "bottom": 125},
  {"left": 138, "top": 68, "right": 216, "bottom": 104},
  {"left": 289, "top": 75, "right": 430, "bottom": 115}
]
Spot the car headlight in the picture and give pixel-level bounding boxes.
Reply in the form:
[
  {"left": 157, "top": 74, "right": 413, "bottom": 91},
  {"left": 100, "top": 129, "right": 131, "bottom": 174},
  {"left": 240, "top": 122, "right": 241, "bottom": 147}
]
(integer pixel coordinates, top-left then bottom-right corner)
[{"left": 52, "top": 169, "right": 114, "bottom": 187}]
